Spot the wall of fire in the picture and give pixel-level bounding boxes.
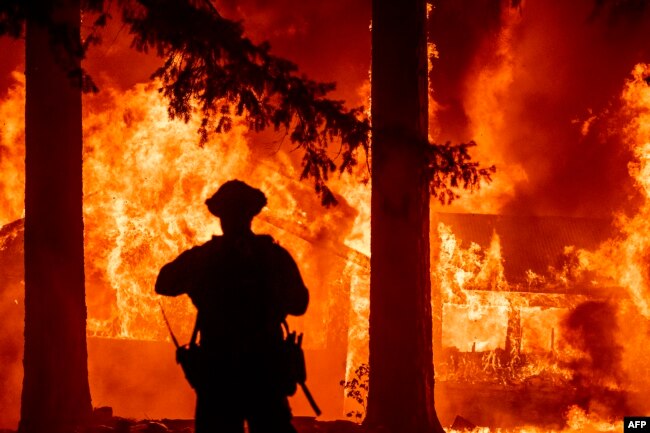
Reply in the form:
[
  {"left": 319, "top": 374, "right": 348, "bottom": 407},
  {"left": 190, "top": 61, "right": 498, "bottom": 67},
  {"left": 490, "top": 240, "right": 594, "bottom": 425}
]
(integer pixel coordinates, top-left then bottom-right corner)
[{"left": 3, "top": 0, "right": 650, "bottom": 429}]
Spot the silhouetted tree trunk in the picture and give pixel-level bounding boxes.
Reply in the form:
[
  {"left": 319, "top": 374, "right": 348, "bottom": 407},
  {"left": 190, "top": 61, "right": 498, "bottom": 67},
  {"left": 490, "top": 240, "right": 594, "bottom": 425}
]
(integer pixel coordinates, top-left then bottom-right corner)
[
  {"left": 19, "top": 0, "right": 92, "bottom": 431},
  {"left": 365, "top": 0, "right": 445, "bottom": 432}
]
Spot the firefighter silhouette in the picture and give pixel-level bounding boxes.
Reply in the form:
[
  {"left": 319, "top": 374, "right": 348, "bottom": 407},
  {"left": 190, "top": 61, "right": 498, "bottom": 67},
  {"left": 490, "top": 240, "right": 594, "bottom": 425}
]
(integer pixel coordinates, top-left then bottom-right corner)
[{"left": 156, "top": 180, "right": 309, "bottom": 433}]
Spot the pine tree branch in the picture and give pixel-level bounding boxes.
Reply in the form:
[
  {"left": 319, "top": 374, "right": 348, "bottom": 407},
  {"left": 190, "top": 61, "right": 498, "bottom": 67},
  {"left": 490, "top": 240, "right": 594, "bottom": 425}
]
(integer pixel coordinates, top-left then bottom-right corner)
[
  {"left": 427, "top": 141, "right": 496, "bottom": 205},
  {"left": 122, "top": 0, "right": 370, "bottom": 205},
  {"left": 2, "top": 0, "right": 494, "bottom": 206}
]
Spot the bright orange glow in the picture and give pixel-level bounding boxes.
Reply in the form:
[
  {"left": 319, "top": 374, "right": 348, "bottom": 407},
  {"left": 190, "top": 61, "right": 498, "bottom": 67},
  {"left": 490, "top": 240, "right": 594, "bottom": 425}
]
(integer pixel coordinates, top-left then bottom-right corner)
[
  {"left": 0, "top": 72, "right": 25, "bottom": 227},
  {"left": 1, "top": 12, "right": 650, "bottom": 427},
  {"left": 2, "top": 67, "right": 649, "bottom": 425},
  {"left": 0, "top": 73, "right": 372, "bottom": 420}
]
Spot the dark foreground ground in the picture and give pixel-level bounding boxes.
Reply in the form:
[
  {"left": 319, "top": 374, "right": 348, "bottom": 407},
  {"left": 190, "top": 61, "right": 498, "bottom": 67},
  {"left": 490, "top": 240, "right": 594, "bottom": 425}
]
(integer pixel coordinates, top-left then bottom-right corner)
[{"left": 0, "top": 416, "right": 378, "bottom": 433}]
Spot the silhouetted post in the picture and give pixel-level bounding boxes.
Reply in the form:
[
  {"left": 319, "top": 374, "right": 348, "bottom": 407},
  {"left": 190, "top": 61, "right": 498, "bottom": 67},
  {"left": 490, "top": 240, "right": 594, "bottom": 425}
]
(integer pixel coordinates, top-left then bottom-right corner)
[
  {"left": 551, "top": 327, "right": 555, "bottom": 354},
  {"left": 20, "top": 0, "right": 92, "bottom": 431},
  {"left": 365, "top": 0, "right": 445, "bottom": 432},
  {"left": 505, "top": 307, "right": 522, "bottom": 361}
]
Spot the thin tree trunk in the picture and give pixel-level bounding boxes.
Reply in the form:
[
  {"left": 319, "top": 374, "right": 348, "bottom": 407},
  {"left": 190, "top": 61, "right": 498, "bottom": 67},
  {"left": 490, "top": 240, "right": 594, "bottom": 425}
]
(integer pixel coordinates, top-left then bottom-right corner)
[
  {"left": 20, "top": 0, "right": 92, "bottom": 431},
  {"left": 365, "top": 0, "right": 444, "bottom": 432}
]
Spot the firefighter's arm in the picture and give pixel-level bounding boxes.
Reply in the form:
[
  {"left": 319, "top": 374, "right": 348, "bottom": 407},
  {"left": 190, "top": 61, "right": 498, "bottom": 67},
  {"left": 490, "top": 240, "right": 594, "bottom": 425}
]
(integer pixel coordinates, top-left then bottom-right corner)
[
  {"left": 155, "top": 244, "right": 210, "bottom": 296},
  {"left": 276, "top": 246, "right": 309, "bottom": 316}
]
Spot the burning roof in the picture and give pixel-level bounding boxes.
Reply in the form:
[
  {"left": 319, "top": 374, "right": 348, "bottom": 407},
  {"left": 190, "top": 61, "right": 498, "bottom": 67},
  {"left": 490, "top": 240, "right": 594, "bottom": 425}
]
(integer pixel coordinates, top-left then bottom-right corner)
[{"left": 436, "top": 212, "right": 614, "bottom": 289}]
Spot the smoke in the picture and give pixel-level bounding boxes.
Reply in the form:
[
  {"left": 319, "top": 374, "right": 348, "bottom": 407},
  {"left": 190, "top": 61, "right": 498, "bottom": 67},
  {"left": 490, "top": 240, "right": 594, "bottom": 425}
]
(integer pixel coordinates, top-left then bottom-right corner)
[
  {"left": 3, "top": 0, "right": 648, "bottom": 220},
  {"left": 214, "top": 0, "right": 370, "bottom": 105},
  {"left": 0, "top": 38, "right": 22, "bottom": 98},
  {"left": 561, "top": 301, "right": 628, "bottom": 417},
  {"left": 430, "top": 0, "right": 650, "bottom": 218}
]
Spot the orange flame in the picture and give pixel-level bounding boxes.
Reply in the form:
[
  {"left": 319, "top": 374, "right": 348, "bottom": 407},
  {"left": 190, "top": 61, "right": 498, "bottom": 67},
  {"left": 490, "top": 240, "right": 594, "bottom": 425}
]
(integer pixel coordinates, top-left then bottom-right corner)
[{"left": 0, "top": 72, "right": 25, "bottom": 227}]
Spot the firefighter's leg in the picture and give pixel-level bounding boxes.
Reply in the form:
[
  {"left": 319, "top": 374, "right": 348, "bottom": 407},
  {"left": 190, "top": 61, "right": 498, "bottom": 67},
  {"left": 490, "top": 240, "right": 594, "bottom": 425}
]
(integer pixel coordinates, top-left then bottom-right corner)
[
  {"left": 246, "top": 393, "right": 296, "bottom": 433},
  {"left": 195, "top": 388, "right": 245, "bottom": 433}
]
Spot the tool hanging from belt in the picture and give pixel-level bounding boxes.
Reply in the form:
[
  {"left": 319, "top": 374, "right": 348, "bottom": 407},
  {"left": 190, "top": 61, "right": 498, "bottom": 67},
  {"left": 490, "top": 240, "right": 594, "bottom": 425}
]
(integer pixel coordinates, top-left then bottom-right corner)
[
  {"left": 281, "top": 319, "right": 321, "bottom": 417},
  {"left": 160, "top": 303, "right": 203, "bottom": 389}
]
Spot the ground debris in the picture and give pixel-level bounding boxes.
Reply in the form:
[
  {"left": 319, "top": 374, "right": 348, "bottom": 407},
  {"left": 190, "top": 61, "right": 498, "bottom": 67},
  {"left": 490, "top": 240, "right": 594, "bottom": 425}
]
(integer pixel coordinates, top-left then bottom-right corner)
[
  {"left": 1, "top": 416, "right": 382, "bottom": 433},
  {"left": 450, "top": 415, "right": 477, "bottom": 431},
  {"left": 80, "top": 416, "right": 193, "bottom": 433},
  {"left": 293, "top": 417, "right": 374, "bottom": 433},
  {"left": 130, "top": 421, "right": 170, "bottom": 433}
]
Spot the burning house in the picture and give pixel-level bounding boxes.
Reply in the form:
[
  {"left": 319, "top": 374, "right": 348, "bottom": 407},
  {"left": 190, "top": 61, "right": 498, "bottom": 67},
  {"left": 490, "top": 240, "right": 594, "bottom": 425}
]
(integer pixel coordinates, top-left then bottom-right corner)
[
  {"left": 431, "top": 213, "right": 627, "bottom": 428},
  {"left": 434, "top": 212, "right": 616, "bottom": 359}
]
